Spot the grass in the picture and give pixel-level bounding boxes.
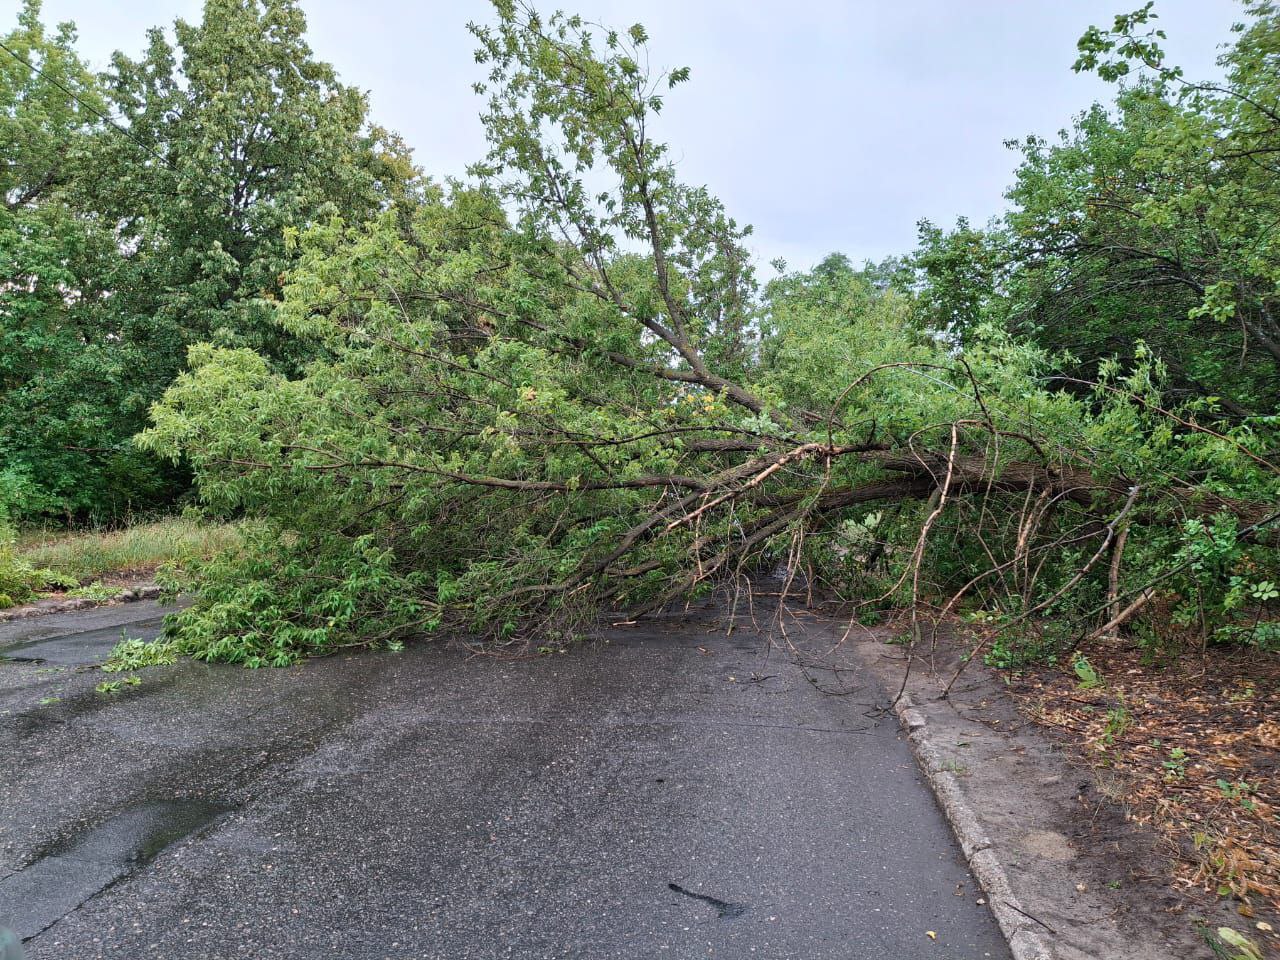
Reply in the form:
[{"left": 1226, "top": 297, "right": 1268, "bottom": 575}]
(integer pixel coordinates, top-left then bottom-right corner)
[{"left": 15, "top": 517, "right": 239, "bottom": 585}]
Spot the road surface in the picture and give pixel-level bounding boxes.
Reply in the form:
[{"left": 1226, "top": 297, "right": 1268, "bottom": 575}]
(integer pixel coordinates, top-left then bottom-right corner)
[{"left": 0, "top": 600, "right": 1011, "bottom": 959}]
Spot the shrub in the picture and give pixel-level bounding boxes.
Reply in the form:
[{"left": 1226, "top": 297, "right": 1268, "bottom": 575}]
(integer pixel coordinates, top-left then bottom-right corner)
[{"left": 0, "top": 521, "right": 72, "bottom": 608}]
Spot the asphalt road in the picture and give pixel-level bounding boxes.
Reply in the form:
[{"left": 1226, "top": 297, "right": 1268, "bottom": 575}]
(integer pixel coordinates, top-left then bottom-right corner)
[{"left": 0, "top": 600, "right": 1011, "bottom": 959}]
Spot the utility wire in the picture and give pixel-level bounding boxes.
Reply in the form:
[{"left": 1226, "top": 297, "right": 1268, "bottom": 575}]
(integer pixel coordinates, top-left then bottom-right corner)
[{"left": 0, "top": 37, "right": 231, "bottom": 212}]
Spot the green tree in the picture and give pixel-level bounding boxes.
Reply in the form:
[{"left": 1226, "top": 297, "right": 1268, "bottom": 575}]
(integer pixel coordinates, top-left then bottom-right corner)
[
  {"left": 0, "top": 0, "right": 168, "bottom": 519},
  {"left": 0, "top": 0, "right": 419, "bottom": 521},
  {"left": 930, "top": 1, "right": 1280, "bottom": 417},
  {"left": 141, "top": 2, "right": 1280, "bottom": 665},
  {"left": 92, "top": 0, "right": 419, "bottom": 369}
]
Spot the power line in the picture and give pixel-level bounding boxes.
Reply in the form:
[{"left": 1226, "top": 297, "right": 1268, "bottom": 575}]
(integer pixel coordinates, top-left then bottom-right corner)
[{"left": 0, "top": 37, "right": 230, "bottom": 212}]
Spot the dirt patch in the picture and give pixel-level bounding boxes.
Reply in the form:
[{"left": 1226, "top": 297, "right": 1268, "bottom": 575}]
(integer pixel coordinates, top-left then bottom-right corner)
[{"left": 1012, "top": 636, "right": 1280, "bottom": 951}]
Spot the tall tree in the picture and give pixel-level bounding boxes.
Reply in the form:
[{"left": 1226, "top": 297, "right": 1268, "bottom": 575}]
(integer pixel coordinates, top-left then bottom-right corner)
[
  {"left": 920, "top": 1, "right": 1280, "bottom": 417},
  {"left": 94, "top": 0, "right": 418, "bottom": 368},
  {"left": 0, "top": 0, "right": 160, "bottom": 519},
  {"left": 0, "top": 0, "right": 419, "bottom": 521}
]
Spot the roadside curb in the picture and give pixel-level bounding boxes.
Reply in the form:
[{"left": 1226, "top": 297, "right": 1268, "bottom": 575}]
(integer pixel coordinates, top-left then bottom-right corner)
[
  {"left": 893, "top": 692, "right": 1056, "bottom": 960},
  {"left": 0, "top": 584, "right": 161, "bottom": 624}
]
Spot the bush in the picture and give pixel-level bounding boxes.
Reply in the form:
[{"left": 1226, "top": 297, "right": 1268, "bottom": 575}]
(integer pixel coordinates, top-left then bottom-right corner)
[{"left": 0, "top": 521, "right": 73, "bottom": 608}]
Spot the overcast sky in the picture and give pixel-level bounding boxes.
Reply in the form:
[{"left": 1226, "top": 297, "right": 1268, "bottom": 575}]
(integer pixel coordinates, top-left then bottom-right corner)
[{"left": 30, "top": 0, "right": 1243, "bottom": 271}]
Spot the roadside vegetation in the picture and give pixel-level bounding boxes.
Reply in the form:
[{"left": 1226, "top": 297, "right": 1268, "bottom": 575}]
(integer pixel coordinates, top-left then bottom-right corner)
[
  {"left": 4, "top": 0, "right": 1279, "bottom": 933},
  {"left": 7, "top": 0, "right": 1278, "bottom": 664},
  {"left": 1017, "top": 640, "right": 1280, "bottom": 928},
  {"left": 134, "top": 2, "right": 1280, "bottom": 669},
  {"left": 0, "top": 521, "right": 73, "bottom": 607},
  {"left": 0, "top": 516, "right": 238, "bottom": 609},
  {"left": 16, "top": 517, "right": 239, "bottom": 585}
]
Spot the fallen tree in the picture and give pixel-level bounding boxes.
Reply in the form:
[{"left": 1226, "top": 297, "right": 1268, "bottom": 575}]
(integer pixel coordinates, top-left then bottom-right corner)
[{"left": 138, "top": 2, "right": 1280, "bottom": 666}]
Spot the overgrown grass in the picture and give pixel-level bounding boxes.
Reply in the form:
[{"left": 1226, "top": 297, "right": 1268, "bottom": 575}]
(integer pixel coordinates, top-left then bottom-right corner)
[{"left": 15, "top": 518, "right": 240, "bottom": 585}]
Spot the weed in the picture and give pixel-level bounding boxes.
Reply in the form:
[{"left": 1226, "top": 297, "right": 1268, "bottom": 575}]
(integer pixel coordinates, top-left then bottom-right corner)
[
  {"left": 1072, "top": 653, "right": 1102, "bottom": 690},
  {"left": 1163, "top": 746, "right": 1188, "bottom": 781},
  {"left": 17, "top": 518, "right": 239, "bottom": 585},
  {"left": 1102, "top": 705, "right": 1131, "bottom": 744},
  {"left": 1216, "top": 780, "right": 1257, "bottom": 812},
  {"left": 95, "top": 675, "right": 141, "bottom": 694},
  {"left": 59, "top": 581, "right": 121, "bottom": 602},
  {"left": 983, "top": 629, "right": 1057, "bottom": 669},
  {"left": 1229, "top": 685, "right": 1256, "bottom": 703},
  {"left": 0, "top": 519, "right": 75, "bottom": 608}
]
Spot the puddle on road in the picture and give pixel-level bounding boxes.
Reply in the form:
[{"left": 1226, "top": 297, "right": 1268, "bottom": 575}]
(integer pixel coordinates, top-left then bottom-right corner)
[
  {"left": 0, "top": 617, "right": 167, "bottom": 667},
  {"left": 56, "top": 799, "right": 231, "bottom": 865},
  {"left": 0, "top": 799, "right": 232, "bottom": 941}
]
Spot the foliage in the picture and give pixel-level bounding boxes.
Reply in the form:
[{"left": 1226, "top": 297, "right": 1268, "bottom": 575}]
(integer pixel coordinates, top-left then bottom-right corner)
[
  {"left": 15, "top": 516, "right": 240, "bottom": 583},
  {"left": 1101, "top": 704, "right": 1132, "bottom": 745},
  {"left": 1072, "top": 654, "right": 1102, "bottom": 690},
  {"left": 1163, "top": 745, "right": 1188, "bottom": 780},
  {"left": 0, "top": 1, "right": 170, "bottom": 520},
  {"left": 1204, "top": 925, "right": 1265, "bottom": 960},
  {"left": 5, "top": 0, "right": 1277, "bottom": 666},
  {"left": 138, "top": 1, "right": 1280, "bottom": 665},
  {"left": 95, "top": 675, "right": 141, "bottom": 694},
  {"left": 92, "top": 0, "right": 420, "bottom": 368},
  {"left": 894, "top": 1, "right": 1280, "bottom": 665},
  {"left": 0, "top": 0, "right": 419, "bottom": 522},
  {"left": 62, "top": 581, "right": 123, "bottom": 602},
  {"left": 0, "top": 520, "right": 73, "bottom": 608},
  {"left": 102, "top": 635, "right": 178, "bottom": 672},
  {"left": 914, "top": 1, "right": 1280, "bottom": 420}
]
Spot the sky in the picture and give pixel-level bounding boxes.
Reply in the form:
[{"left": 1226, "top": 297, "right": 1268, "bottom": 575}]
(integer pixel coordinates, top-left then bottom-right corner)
[{"left": 28, "top": 0, "right": 1243, "bottom": 272}]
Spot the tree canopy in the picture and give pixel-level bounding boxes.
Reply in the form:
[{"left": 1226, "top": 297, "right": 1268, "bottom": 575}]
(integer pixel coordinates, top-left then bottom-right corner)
[
  {"left": 0, "top": 0, "right": 418, "bottom": 522},
  {"left": 3, "top": 0, "right": 1278, "bottom": 668},
  {"left": 918, "top": 1, "right": 1280, "bottom": 417},
  {"left": 130, "top": 1, "right": 1280, "bottom": 665}
]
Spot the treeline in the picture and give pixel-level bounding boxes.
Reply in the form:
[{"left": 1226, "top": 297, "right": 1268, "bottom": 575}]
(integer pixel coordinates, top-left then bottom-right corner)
[
  {"left": 918, "top": 2, "right": 1280, "bottom": 418},
  {"left": 5, "top": 0, "right": 1279, "bottom": 664},
  {"left": 2, "top": 0, "right": 419, "bottom": 522}
]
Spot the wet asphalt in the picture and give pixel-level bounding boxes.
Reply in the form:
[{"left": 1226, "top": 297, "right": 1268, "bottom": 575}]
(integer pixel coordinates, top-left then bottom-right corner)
[{"left": 0, "top": 601, "right": 1011, "bottom": 959}]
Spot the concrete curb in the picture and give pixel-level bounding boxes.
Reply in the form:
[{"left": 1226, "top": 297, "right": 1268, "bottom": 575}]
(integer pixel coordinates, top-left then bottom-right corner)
[
  {"left": 894, "top": 693, "right": 1056, "bottom": 960},
  {"left": 0, "top": 584, "right": 161, "bottom": 623}
]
